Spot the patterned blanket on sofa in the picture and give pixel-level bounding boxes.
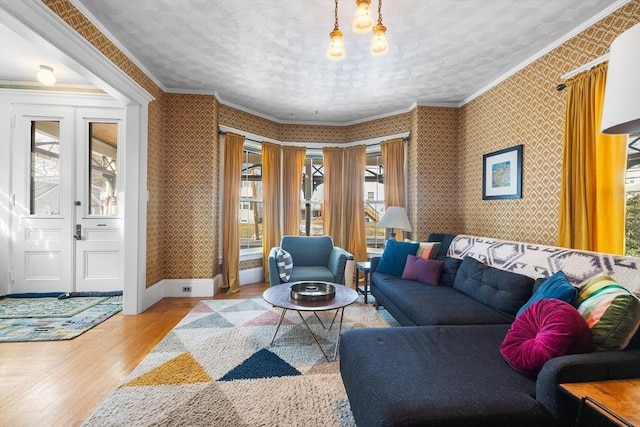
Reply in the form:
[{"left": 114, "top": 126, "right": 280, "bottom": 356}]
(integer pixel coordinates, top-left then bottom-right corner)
[{"left": 448, "top": 235, "right": 640, "bottom": 296}]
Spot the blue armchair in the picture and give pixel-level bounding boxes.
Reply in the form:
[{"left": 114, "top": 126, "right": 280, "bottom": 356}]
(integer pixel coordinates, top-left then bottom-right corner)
[{"left": 268, "top": 236, "right": 354, "bottom": 286}]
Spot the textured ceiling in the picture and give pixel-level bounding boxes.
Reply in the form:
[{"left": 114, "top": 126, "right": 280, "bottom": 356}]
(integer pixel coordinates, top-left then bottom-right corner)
[{"left": 4, "top": 0, "right": 623, "bottom": 123}]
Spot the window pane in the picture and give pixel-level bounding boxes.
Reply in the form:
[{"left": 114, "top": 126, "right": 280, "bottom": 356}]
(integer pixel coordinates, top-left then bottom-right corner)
[
  {"left": 365, "top": 153, "right": 385, "bottom": 248},
  {"left": 300, "top": 157, "right": 324, "bottom": 236},
  {"left": 89, "top": 122, "right": 118, "bottom": 216},
  {"left": 240, "top": 149, "right": 262, "bottom": 249},
  {"left": 30, "top": 121, "right": 60, "bottom": 215},
  {"left": 626, "top": 159, "right": 640, "bottom": 256}
]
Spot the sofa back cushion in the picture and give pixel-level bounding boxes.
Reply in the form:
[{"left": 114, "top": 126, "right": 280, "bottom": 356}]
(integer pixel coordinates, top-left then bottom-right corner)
[
  {"left": 439, "top": 257, "right": 462, "bottom": 287},
  {"left": 453, "top": 256, "right": 534, "bottom": 316}
]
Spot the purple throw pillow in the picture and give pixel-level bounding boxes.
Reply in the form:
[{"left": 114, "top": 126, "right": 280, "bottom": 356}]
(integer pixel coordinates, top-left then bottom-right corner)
[
  {"left": 500, "top": 299, "right": 591, "bottom": 377},
  {"left": 401, "top": 255, "right": 443, "bottom": 286}
]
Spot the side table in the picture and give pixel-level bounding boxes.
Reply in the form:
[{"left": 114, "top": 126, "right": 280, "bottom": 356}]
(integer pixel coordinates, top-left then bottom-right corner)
[
  {"left": 355, "top": 261, "right": 371, "bottom": 303},
  {"left": 560, "top": 378, "right": 640, "bottom": 426}
]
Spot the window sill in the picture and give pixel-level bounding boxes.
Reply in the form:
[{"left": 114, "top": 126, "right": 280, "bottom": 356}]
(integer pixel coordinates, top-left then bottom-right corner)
[{"left": 239, "top": 247, "right": 263, "bottom": 262}]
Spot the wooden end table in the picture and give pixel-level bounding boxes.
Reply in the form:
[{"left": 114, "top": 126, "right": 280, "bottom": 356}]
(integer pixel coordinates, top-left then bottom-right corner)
[
  {"left": 560, "top": 378, "right": 640, "bottom": 426},
  {"left": 262, "top": 282, "right": 358, "bottom": 362},
  {"left": 355, "top": 261, "right": 371, "bottom": 303}
]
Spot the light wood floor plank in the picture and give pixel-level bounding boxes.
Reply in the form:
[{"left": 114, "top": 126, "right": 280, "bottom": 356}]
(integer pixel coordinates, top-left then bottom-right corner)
[{"left": 0, "top": 282, "right": 268, "bottom": 427}]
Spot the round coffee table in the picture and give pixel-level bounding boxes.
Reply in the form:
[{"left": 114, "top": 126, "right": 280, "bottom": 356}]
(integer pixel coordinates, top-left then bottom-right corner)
[{"left": 263, "top": 282, "right": 358, "bottom": 361}]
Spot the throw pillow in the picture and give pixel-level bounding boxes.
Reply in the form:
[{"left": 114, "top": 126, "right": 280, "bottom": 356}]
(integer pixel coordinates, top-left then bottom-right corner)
[
  {"left": 401, "top": 255, "right": 443, "bottom": 286},
  {"left": 276, "top": 248, "right": 293, "bottom": 282},
  {"left": 576, "top": 275, "right": 640, "bottom": 351},
  {"left": 516, "top": 271, "right": 578, "bottom": 318},
  {"left": 404, "top": 240, "right": 440, "bottom": 259},
  {"left": 420, "top": 242, "right": 441, "bottom": 260},
  {"left": 500, "top": 299, "right": 591, "bottom": 378},
  {"left": 376, "top": 240, "right": 420, "bottom": 277}
]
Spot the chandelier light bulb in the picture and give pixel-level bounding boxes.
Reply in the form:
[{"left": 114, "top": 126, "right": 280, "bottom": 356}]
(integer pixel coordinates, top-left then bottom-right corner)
[
  {"left": 370, "top": 23, "right": 389, "bottom": 56},
  {"left": 352, "top": 0, "right": 374, "bottom": 33},
  {"left": 37, "top": 65, "right": 56, "bottom": 86},
  {"left": 327, "top": 28, "right": 346, "bottom": 61}
]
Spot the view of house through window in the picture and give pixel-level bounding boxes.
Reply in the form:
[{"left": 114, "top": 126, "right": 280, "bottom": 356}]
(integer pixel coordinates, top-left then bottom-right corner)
[
  {"left": 625, "top": 135, "right": 640, "bottom": 256},
  {"left": 365, "top": 153, "right": 386, "bottom": 249},
  {"left": 30, "top": 121, "right": 60, "bottom": 215},
  {"left": 239, "top": 144, "right": 262, "bottom": 250},
  {"left": 238, "top": 143, "right": 400, "bottom": 252},
  {"left": 89, "top": 122, "right": 118, "bottom": 216}
]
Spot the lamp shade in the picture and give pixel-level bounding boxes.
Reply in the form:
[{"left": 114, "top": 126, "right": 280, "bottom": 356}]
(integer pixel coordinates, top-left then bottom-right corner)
[
  {"left": 601, "top": 23, "right": 640, "bottom": 135},
  {"left": 377, "top": 206, "right": 411, "bottom": 232}
]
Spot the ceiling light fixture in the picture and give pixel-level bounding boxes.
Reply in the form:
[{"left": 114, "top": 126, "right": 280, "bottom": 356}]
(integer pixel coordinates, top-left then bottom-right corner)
[
  {"left": 352, "top": 0, "right": 374, "bottom": 34},
  {"left": 327, "top": 0, "right": 346, "bottom": 61},
  {"left": 370, "top": 0, "right": 389, "bottom": 56},
  {"left": 37, "top": 65, "right": 56, "bottom": 86}
]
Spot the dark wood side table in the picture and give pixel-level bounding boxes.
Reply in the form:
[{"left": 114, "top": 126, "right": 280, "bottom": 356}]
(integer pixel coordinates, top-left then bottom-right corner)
[
  {"left": 355, "top": 261, "right": 371, "bottom": 303},
  {"left": 560, "top": 378, "right": 640, "bottom": 426}
]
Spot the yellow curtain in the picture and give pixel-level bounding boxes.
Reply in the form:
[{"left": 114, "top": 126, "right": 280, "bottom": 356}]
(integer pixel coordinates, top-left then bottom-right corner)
[
  {"left": 558, "top": 62, "right": 627, "bottom": 254},
  {"left": 222, "top": 132, "right": 244, "bottom": 293},
  {"left": 323, "top": 147, "right": 345, "bottom": 247},
  {"left": 381, "top": 138, "right": 407, "bottom": 241},
  {"left": 282, "top": 146, "right": 307, "bottom": 236},
  {"left": 262, "top": 142, "right": 281, "bottom": 283},
  {"left": 343, "top": 145, "right": 368, "bottom": 261}
]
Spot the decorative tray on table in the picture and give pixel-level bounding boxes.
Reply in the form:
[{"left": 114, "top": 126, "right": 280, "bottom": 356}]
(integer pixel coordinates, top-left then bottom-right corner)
[{"left": 289, "top": 282, "right": 336, "bottom": 301}]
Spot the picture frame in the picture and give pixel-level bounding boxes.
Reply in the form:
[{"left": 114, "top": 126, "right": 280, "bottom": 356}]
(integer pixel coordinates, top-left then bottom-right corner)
[{"left": 482, "top": 144, "right": 523, "bottom": 200}]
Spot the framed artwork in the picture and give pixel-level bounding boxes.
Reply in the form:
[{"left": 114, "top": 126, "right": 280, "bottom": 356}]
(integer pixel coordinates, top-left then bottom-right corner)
[{"left": 482, "top": 144, "right": 523, "bottom": 200}]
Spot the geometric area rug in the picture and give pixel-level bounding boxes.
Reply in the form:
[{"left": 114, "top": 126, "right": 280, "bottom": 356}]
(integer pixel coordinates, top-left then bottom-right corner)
[
  {"left": 82, "top": 298, "right": 396, "bottom": 426},
  {"left": 0, "top": 296, "right": 122, "bottom": 342}
]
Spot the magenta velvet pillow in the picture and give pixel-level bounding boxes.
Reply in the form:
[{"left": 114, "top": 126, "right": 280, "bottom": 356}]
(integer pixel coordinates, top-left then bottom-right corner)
[
  {"left": 401, "top": 255, "right": 443, "bottom": 286},
  {"left": 500, "top": 299, "right": 591, "bottom": 377}
]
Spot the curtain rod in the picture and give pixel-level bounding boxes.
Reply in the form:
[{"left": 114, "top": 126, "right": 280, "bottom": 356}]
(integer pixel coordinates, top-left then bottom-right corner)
[
  {"left": 218, "top": 130, "right": 408, "bottom": 145},
  {"left": 556, "top": 53, "right": 609, "bottom": 91}
]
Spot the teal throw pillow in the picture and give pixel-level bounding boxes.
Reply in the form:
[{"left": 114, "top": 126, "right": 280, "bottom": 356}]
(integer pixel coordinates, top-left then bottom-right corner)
[
  {"left": 516, "top": 270, "right": 578, "bottom": 318},
  {"left": 376, "top": 239, "right": 419, "bottom": 277}
]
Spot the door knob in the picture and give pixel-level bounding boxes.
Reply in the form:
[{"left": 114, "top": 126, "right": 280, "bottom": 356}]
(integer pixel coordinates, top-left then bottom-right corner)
[{"left": 74, "top": 224, "right": 82, "bottom": 240}]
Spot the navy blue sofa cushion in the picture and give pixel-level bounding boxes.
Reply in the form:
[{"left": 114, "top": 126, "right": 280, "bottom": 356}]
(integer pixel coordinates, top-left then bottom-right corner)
[
  {"left": 453, "top": 256, "right": 534, "bottom": 316},
  {"left": 371, "top": 272, "right": 515, "bottom": 326},
  {"left": 340, "top": 325, "right": 550, "bottom": 427}
]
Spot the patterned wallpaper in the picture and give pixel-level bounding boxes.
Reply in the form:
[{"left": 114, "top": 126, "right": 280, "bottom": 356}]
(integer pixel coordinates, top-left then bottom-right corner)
[
  {"left": 163, "top": 94, "right": 219, "bottom": 279},
  {"left": 220, "top": 106, "right": 411, "bottom": 144},
  {"left": 412, "top": 107, "right": 460, "bottom": 240},
  {"left": 458, "top": 0, "right": 640, "bottom": 246}
]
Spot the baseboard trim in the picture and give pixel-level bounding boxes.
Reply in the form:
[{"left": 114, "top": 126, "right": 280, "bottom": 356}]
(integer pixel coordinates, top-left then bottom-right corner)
[
  {"left": 239, "top": 267, "right": 264, "bottom": 286},
  {"left": 163, "top": 278, "right": 214, "bottom": 297}
]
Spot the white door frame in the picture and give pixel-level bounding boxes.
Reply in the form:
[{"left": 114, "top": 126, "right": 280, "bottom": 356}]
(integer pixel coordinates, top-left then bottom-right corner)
[{"left": 0, "top": 1, "right": 156, "bottom": 314}]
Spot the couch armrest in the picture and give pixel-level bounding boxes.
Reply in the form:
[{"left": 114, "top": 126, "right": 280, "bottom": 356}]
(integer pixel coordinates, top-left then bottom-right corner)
[
  {"left": 370, "top": 256, "right": 381, "bottom": 274},
  {"left": 536, "top": 349, "right": 640, "bottom": 418},
  {"left": 328, "top": 247, "right": 354, "bottom": 284},
  {"left": 268, "top": 247, "right": 282, "bottom": 286}
]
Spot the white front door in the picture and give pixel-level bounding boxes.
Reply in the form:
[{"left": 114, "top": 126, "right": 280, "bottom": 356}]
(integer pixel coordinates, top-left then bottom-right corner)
[
  {"left": 10, "top": 104, "right": 124, "bottom": 293},
  {"left": 74, "top": 108, "right": 124, "bottom": 292},
  {"left": 11, "top": 105, "right": 74, "bottom": 292}
]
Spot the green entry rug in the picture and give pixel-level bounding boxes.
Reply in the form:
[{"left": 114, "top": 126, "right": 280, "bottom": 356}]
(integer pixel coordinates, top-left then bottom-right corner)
[
  {"left": 83, "top": 297, "right": 396, "bottom": 426},
  {"left": 0, "top": 295, "right": 110, "bottom": 319},
  {"left": 0, "top": 296, "right": 122, "bottom": 342}
]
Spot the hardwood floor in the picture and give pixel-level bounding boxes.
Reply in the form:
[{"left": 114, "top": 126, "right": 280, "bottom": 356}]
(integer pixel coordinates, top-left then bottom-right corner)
[{"left": 0, "top": 282, "right": 269, "bottom": 427}]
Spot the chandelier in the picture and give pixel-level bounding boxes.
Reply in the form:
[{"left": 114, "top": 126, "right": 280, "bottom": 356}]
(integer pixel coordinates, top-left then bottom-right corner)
[{"left": 326, "top": 0, "right": 389, "bottom": 61}]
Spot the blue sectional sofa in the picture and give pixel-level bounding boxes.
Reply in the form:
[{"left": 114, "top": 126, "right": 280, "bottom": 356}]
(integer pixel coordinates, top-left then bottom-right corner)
[{"left": 339, "top": 233, "right": 640, "bottom": 426}]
